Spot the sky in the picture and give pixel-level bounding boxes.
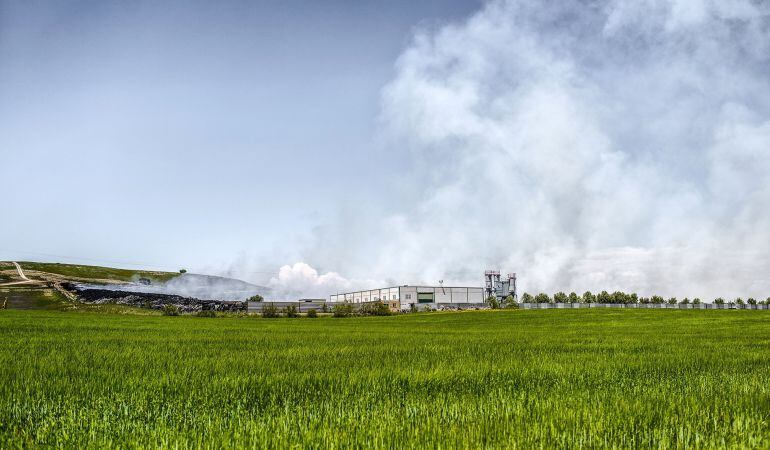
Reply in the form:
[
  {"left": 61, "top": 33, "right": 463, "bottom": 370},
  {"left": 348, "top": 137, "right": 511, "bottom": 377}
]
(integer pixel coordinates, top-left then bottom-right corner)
[{"left": 2, "top": 0, "right": 770, "bottom": 300}]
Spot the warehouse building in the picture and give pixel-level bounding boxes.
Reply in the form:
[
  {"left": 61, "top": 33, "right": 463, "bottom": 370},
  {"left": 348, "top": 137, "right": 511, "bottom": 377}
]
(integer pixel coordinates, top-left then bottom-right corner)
[{"left": 329, "top": 285, "right": 486, "bottom": 311}]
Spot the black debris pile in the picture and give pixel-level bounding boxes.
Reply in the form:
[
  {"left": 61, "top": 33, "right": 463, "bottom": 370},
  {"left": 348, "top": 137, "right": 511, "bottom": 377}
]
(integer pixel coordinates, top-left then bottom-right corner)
[{"left": 71, "top": 286, "right": 246, "bottom": 313}]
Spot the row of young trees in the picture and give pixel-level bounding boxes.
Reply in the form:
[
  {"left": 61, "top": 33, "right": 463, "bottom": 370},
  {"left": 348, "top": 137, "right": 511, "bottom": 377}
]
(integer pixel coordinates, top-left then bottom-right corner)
[{"left": 507, "top": 291, "right": 770, "bottom": 305}]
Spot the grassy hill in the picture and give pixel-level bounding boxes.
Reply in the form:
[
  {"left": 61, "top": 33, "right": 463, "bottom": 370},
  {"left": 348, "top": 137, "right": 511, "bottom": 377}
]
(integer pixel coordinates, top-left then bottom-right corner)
[
  {"left": 1, "top": 309, "right": 768, "bottom": 447},
  {"left": 17, "top": 261, "right": 180, "bottom": 283}
]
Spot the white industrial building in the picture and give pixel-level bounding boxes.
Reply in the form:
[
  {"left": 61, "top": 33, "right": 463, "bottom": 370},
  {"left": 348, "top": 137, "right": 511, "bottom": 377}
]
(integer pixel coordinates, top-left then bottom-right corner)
[
  {"left": 329, "top": 285, "right": 486, "bottom": 310},
  {"left": 328, "top": 271, "right": 516, "bottom": 311}
]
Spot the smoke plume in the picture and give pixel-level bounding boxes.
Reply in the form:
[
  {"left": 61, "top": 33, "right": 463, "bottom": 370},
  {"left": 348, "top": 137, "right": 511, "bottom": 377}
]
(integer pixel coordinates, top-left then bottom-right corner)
[{"left": 285, "top": 0, "right": 770, "bottom": 299}]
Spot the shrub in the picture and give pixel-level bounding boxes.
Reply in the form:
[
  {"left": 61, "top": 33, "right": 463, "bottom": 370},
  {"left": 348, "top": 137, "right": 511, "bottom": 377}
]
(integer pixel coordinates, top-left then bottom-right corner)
[
  {"left": 504, "top": 295, "right": 516, "bottom": 307},
  {"left": 486, "top": 295, "right": 500, "bottom": 309},
  {"left": 321, "top": 304, "right": 329, "bottom": 313},
  {"left": 283, "top": 305, "right": 299, "bottom": 318},
  {"left": 162, "top": 304, "right": 180, "bottom": 316},
  {"left": 333, "top": 303, "right": 354, "bottom": 318},
  {"left": 248, "top": 294, "right": 264, "bottom": 303},
  {"left": 520, "top": 293, "right": 534, "bottom": 303},
  {"left": 409, "top": 303, "right": 418, "bottom": 313},
  {"left": 179, "top": 269, "right": 187, "bottom": 274},
  {"left": 306, "top": 309, "right": 318, "bottom": 318},
  {"left": 360, "top": 301, "right": 391, "bottom": 316},
  {"left": 196, "top": 310, "right": 217, "bottom": 318},
  {"left": 262, "top": 303, "right": 280, "bottom": 318}
]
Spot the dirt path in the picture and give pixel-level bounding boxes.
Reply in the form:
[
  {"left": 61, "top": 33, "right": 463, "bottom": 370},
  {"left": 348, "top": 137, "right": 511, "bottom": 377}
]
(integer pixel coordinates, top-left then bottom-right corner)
[
  {"left": 13, "top": 262, "right": 29, "bottom": 281},
  {"left": 0, "top": 262, "right": 37, "bottom": 287}
]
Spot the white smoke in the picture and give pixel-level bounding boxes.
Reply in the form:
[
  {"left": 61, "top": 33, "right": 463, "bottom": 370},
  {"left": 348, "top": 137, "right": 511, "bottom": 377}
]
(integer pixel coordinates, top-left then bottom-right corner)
[
  {"left": 288, "top": 0, "right": 770, "bottom": 300},
  {"left": 267, "top": 262, "right": 382, "bottom": 299}
]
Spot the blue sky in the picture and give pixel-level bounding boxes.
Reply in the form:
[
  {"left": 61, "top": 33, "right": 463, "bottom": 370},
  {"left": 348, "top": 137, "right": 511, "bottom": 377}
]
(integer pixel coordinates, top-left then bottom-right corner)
[{"left": 0, "top": 0, "right": 479, "bottom": 278}]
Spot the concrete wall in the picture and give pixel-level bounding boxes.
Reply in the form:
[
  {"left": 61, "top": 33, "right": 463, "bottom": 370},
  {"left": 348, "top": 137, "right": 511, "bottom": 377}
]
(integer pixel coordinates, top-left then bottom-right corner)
[{"left": 248, "top": 301, "right": 327, "bottom": 313}]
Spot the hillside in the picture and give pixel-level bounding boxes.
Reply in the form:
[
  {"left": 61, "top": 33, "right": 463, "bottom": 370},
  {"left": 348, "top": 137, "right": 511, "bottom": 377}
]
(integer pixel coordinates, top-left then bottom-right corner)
[
  {"left": 17, "top": 261, "right": 180, "bottom": 283},
  {"left": 0, "top": 261, "right": 269, "bottom": 310}
]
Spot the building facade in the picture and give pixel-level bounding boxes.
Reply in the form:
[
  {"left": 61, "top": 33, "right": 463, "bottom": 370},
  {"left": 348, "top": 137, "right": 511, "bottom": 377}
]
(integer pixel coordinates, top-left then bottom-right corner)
[{"left": 329, "top": 285, "right": 486, "bottom": 310}]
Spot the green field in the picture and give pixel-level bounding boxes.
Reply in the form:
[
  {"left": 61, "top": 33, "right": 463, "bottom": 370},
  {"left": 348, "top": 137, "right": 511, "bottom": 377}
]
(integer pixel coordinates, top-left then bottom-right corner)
[
  {"left": 1, "top": 310, "right": 769, "bottom": 448},
  {"left": 0, "top": 287, "right": 68, "bottom": 310},
  {"left": 16, "top": 261, "right": 180, "bottom": 283}
]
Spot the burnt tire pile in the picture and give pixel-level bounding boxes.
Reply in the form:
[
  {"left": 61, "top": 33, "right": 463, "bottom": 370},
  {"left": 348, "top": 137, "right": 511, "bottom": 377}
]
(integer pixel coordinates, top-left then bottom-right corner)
[{"left": 68, "top": 285, "right": 246, "bottom": 313}]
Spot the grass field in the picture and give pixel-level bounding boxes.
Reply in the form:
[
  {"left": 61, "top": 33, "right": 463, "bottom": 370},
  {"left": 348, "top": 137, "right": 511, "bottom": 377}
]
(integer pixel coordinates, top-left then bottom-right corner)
[
  {"left": 0, "top": 287, "right": 68, "bottom": 310},
  {"left": 16, "top": 261, "right": 180, "bottom": 283},
  {"left": 1, "top": 309, "right": 769, "bottom": 448}
]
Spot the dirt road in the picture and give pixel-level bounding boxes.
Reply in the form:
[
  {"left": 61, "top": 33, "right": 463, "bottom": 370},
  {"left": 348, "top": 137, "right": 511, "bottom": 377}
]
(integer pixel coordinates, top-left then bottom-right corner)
[
  {"left": 12, "top": 262, "right": 29, "bottom": 281},
  {"left": 0, "top": 262, "right": 36, "bottom": 286}
]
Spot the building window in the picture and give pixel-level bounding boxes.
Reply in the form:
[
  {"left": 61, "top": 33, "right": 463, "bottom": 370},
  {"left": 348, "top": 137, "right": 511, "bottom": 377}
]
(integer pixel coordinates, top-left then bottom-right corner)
[
  {"left": 392, "top": 295, "right": 396, "bottom": 300},
  {"left": 405, "top": 294, "right": 411, "bottom": 300}
]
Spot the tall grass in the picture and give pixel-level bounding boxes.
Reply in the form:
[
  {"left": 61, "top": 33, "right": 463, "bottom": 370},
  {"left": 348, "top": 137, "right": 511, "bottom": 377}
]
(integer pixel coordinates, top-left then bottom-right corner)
[{"left": 1, "top": 309, "right": 768, "bottom": 448}]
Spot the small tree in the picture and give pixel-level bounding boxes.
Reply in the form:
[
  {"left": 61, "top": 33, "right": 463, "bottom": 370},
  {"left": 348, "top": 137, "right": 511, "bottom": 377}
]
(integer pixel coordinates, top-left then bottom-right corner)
[
  {"left": 262, "top": 303, "right": 280, "bottom": 318},
  {"left": 747, "top": 297, "right": 757, "bottom": 305},
  {"left": 667, "top": 297, "right": 677, "bottom": 305},
  {"left": 284, "top": 305, "right": 299, "bottom": 318},
  {"left": 409, "top": 303, "right": 418, "bottom": 313},
  {"left": 692, "top": 298, "right": 701, "bottom": 305},
  {"left": 735, "top": 297, "right": 745, "bottom": 306},
  {"left": 628, "top": 293, "right": 639, "bottom": 304},
  {"left": 306, "top": 308, "right": 318, "bottom": 318},
  {"left": 487, "top": 295, "right": 500, "bottom": 309},
  {"left": 504, "top": 294, "right": 516, "bottom": 308},
  {"left": 520, "top": 293, "right": 534, "bottom": 303},
  {"left": 534, "top": 293, "right": 550, "bottom": 304},
  {"left": 179, "top": 269, "right": 187, "bottom": 274},
  {"left": 568, "top": 292, "right": 580, "bottom": 303},
  {"left": 248, "top": 294, "right": 264, "bottom": 303},
  {"left": 651, "top": 295, "right": 664, "bottom": 304},
  {"left": 321, "top": 303, "right": 329, "bottom": 313},
  {"left": 597, "top": 291, "right": 611, "bottom": 304},
  {"left": 582, "top": 291, "right": 596, "bottom": 303},
  {"left": 553, "top": 292, "right": 568, "bottom": 303},
  {"left": 611, "top": 291, "right": 628, "bottom": 304},
  {"left": 714, "top": 297, "right": 725, "bottom": 305},
  {"left": 680, "top": 298, "right": 690, "bottom": 305},
  {"left": 639, "top": 297, "right": 651, "bottom": 304}
]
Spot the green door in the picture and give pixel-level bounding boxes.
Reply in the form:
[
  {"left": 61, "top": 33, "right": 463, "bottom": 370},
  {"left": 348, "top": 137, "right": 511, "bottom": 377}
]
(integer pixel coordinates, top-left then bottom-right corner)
[{"left": 417, "top": 292, "right": 434, "bottom": 304}]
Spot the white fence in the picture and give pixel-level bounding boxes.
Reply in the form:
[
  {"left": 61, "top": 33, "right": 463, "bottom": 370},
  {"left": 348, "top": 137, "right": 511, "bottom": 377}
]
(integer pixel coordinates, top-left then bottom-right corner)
[{"left": 517, "top": 303, "right": 768, "bottom": 310}]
